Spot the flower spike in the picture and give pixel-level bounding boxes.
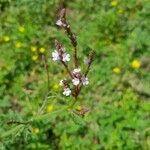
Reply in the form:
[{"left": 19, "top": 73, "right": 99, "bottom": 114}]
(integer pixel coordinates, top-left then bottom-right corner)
[{"left": 53, "top": 8, "right": 94, "bottom": 101}]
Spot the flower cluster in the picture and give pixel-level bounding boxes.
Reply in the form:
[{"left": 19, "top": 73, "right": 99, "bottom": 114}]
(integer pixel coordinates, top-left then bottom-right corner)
[
  {"left": 72, "top": 68, "right": 89, "bottom": 86},
  {"left": 52, "top": 45, "right": 70, "bottom": 62},
  {"left": 59, "top": 79, "right": 71, "bottom": 96},
  {"left": 52, "top": 40, "right": 93, "bottom": 97},
  {"left": 30, "top": 46, "right": 46, "bottom": 62},
  {"left": 56, "top": 19, "right": 67, "bottom": 28},
  {"left": 52, "top": 8, "right": 94, "bottom": 99}
]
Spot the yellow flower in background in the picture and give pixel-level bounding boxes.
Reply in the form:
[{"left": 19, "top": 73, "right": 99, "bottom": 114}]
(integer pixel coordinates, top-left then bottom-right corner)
[
  {"left": 53, "top": 84, "right": 59, "bottom": 91},
  {"left": 76, "top": 105, "right": 82, "bottom": 111},
  {"left": 32, "top": 55, "right": 38, "bottom": 61},
  {"left": 15, "top": 42, "right": 22, "bottom": 48},
  {"left": 3, "top": 36, "right": 10, "bottom": 42},
  {"left": 19, "top": 26, "right": 25, "bottom": 33},
  {"left": 46, "top": 104, "right": 54, "bottom": 113},
  {"left": 33, "top": 128, "right": 40, "bottom": 134},
  {"left": 31, "top": 46, "right": 37, "bottom": 52},
  {"left": 118, "top": 9, "right": 123, "bottom": 14},
  {"left": 112, "top": 67, "right": 121, "bottom": 74},
  {"left": 111, "top": 0, "right": 118, "bottom": 7},
  {"left": 131, "top": 60, "right": 141, "bottom": 69},
  {"left": 39, "top": 47, "right": 45, "bottom": 53}
]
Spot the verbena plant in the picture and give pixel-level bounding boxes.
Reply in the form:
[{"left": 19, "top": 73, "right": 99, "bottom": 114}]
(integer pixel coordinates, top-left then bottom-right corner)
[
  {"left": 53, "top": 8, "right": 94, "bottom": 102},
  {"left": 0, "top": 8, "right": 94, "bottom": 140}
]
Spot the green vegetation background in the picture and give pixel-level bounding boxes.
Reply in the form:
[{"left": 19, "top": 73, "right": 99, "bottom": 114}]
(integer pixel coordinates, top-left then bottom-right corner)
[{"left": 0, "top": 0, "right": 150, "bottom": 149}]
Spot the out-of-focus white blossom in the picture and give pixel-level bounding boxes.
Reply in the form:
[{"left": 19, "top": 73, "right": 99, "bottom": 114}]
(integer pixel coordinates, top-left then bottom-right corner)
[
  {"left": 73, "top": 68, "right": 81, "bottom": 74},
  {"left": 62, "top": 53, "right": 70, "bottom": 62},
  {"left": 84, "top": 57, "right": 89, "bottom": 65},
  {"left": 81, "top": 76, "right": 89, "bottom": 85},
  {"left": 72, "top": 78, "right": 80, "bottom": 85},
  {"left": 59, "top": 80, "right": 64, "bottom": 86},
  {"left": 56, "top": 19, "right": 63, "bottom": 26},
  {"left": 63, "top": 88, "right": 71, "bottom": 96},
  {"left": 52, "top": 50, "right": 60, "bottom": 61}
]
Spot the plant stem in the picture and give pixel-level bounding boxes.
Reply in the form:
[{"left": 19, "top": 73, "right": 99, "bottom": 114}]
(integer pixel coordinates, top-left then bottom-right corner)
[
  {"left": 69, "top": 97, "right": 78, "bottom": 108},
  {"left": 42, "top": 55, "right": 50, "bottom": 91},
  {"left": 37, "top": 92, "right": 50, "bottom": 115},
  {"left": 73, "top": 46, "right": 78, "bottom": 68},
  {"left": 0, "top": 107, "right": 68, "bottom": 139},
  {"left": 64, "top": 25, "right": 78, "bottom": 68},
  {"left": 38, "top": 55, "right": 50, "bottom": 115},
  {"left": 59, "top": 8, "right": 78, "bottom": 68},
  {"left": 0, "top": 124, "right": 24, "bottom": 139},
  {"left": 85, "top": 50, "right": 94, "bottom": 76},
  {"left": 61, "top": 60, "right": 73, "bottom": 78},
  {"left": 31, "top": 107, "right": 68, "bottom": 122}
]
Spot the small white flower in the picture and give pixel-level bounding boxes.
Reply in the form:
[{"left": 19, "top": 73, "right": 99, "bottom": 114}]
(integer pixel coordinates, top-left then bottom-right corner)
[
  {"left": 52, "top": 50, "right": 60, "bottom": 61},
  {"left": 84, "top": 57, "right": 89, "bottom": 65},
  {"left": 67, "top": 25, "right": 70, "bottom": 28},
  {"left": 72, "top": 78, "right": 80, "bottom": 85},
  {"left": 73, "top": 68, "right": 81, "bottom": 74},
  {"left": 62, "top": 53, "right": 70, "bottom": 62},
  {"left": 59, "top": 80, "right": 64, "bottom": 86},
  {"left": 63, "top": 88, "right": 71, "bottom": 96},
  {"left": 56, "top": 19, "right": 63, "bottom": 26},
  {"left": 81, "top": 77, "right": 89, "bottom": 85}
]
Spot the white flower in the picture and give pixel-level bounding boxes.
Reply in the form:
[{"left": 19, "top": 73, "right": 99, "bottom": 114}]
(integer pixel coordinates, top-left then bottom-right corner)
[
  {"left": 73, "top": 68, "right": 81, "bottom": 74},
  {"left": 56, "top": 19, "right": 63, "bottom": 26},
  {"left": 59, "top": 80, "right": 64, "bottom": 86},
  {"left": 63, "top": 88, "right": 71, "bottom": 96},
  {"left": 81, "top": 77, "right": 89, "bottom": 85},
  {"left": 72, "top": 78, "right": 80, "bottom": 85},
  {"left": 84, "top": 57, "right": 89, "bottom": 65},
  {"left": 62, "top": 53, "right": 70, "bottom": 62},
  {"left": 52, "top": 50, "right": 60, "bottom": 61}
]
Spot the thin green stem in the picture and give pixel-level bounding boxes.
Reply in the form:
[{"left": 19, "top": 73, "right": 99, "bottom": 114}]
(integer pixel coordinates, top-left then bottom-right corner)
[
  {"left": 0, "top": 107, "right": 68, "bottom": 139},
  {"left": 31, "top": 107, "right": 68, "bottom": 122},
  {"left": 0, "top": 124, "right": 24, "bottom": 139}
]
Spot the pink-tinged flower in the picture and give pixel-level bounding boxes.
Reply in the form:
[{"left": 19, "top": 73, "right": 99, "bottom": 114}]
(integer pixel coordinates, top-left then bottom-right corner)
[
  {"left": 72, "top": 78, "right": 80, "bottom": 85},
  {"left": 63, "top": 88, "right": 71, "bottom": 96},
  {"left": 73, "top": 68, "right": 81, "bottom": 74},
  {"left": 52, "top": 50, "right": 60, "bottom": 61},
  {"left": 62, "top": 53, "right": 70, "bottom": 62},
  {"left": 56, "top": 19, "right": 63, "bottom": 26},
  {"left": 81, "top": 76, "right": 89, "bottom": 85}
]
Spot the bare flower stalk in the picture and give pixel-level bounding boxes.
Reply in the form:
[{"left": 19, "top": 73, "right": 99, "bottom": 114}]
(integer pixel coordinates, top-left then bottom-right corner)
[
  {"left": 84, "top": 50, "right": 94, "bottom": 77},
  {"left": 73, "top": 49, "right": 94, "bottom": 99},
  {"left": 61, "top": 60, "right": 73, "bottom": 78},
  {"left": 57, "top": 8, "right": 78, "bottom": 68}
]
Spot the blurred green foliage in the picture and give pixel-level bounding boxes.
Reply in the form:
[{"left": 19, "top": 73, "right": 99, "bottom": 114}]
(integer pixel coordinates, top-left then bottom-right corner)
[{"left": 0, "top": 0, "right": 150, "bottom": 149}]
